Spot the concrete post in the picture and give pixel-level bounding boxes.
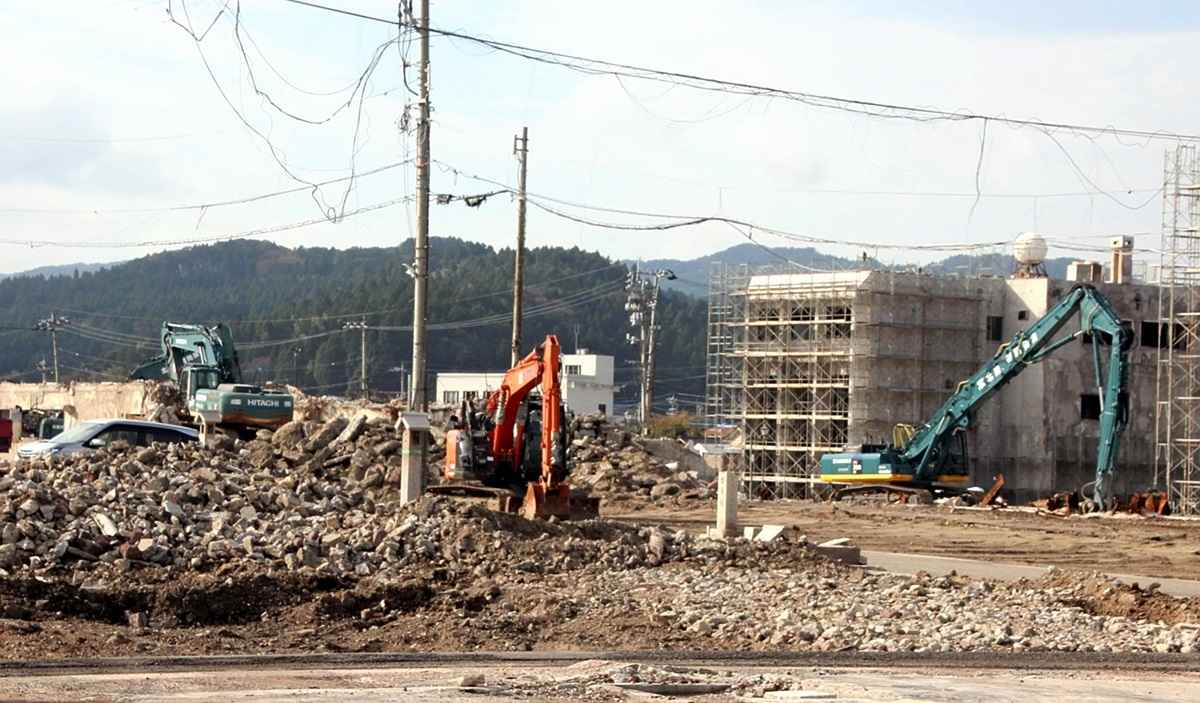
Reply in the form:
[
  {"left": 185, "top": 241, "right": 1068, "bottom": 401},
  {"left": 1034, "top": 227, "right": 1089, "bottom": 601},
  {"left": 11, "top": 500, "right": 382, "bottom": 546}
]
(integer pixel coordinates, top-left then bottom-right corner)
[
  {"left": 397, "top": 412, "right": 431, "bottom": 505},
  {"left": 713, "top": 469, "right": 739, "bottom": 538}
]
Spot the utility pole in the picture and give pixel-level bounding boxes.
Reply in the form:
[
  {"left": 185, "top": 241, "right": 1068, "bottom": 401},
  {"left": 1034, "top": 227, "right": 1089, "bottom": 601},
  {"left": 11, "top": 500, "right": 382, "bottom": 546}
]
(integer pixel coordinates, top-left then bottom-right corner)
[
  {"left": 342, "top": 319, "right": 369, "bottom": 399},
  {"left": 409, "top": 0, "right": 432, "bottom": 410},
  {"left": 35, "top": 313, "right": 69, "bottom": 384},
  {"left": 510, "top": 126, "right": 529, "bottom": 365},
  {"left": 290, "top": 346, "right": 303, "bottom": 387},
  {"left": 625, "top": 267, "right": 676, "bottom": 434}
]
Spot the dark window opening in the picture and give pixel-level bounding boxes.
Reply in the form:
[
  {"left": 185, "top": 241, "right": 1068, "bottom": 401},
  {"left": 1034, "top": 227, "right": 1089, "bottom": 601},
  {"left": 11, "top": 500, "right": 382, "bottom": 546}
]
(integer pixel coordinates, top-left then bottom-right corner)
[
  {"left": 1017, "top": 310, "right": 1029, "bottom": 321},
  {"left": 986, "top": 316, "right": 1004, "bottom": 341},
  {"left": 1142, "top": 321, "right": 1186, "bottom": 350},
  {"left": 1080, "top": 394, "right": 1101, "bottom": 420}
]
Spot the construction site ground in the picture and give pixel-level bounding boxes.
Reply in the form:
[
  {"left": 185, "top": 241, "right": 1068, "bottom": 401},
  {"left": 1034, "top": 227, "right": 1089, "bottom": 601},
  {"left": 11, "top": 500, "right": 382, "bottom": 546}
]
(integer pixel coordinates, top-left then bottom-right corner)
[
  {"left": 3, "top": 657, "right": 1200, "bottom": 702},
  {"left": 605, "top": 497, "right": 1200, "bottom": 581}
]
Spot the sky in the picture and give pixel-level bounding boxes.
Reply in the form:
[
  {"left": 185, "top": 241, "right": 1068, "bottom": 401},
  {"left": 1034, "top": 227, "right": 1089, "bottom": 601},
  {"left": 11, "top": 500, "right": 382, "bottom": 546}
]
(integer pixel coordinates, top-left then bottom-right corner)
[{"left": 1, "top": 0, "right": 1198, "bottom": 274}]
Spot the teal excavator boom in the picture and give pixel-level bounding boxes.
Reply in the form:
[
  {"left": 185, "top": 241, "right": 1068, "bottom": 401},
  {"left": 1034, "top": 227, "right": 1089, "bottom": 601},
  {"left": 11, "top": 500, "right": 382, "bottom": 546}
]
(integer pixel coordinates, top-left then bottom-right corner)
[
  {"left": 131, "top": 322, "right": 294, "bottom": 439},
  {"left": 819, "top": 284, "right": 1131, "bottom": 507}
]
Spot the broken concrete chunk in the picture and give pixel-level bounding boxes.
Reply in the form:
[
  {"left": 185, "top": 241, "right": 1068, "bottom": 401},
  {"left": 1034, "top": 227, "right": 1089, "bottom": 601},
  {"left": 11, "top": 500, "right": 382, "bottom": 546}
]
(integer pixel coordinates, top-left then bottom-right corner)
[{"left": 92, "top": 513, "right": 119, "bottom": 537}]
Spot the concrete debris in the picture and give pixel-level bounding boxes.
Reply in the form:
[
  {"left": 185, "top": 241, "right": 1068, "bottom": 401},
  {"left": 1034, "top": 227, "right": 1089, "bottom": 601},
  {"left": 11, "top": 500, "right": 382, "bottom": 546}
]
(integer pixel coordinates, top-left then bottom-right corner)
[
  {"left": 495, "top": 661, "right": 803, "bottom": 701},
  {"left": 567, "top": 416, "right": 711, "bottom": 503}
]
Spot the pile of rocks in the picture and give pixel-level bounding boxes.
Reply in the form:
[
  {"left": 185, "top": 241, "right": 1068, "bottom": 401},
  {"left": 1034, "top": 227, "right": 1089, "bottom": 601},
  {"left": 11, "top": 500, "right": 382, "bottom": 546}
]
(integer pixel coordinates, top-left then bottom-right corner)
[
  {"left": 0, "top": 411, "right": 795, "bottom": 581},
  {"left": 575, "top": 564, "right": 1200, "bottom": 654},
  {"left": 0, "top": 415, "right": 410, "bottom": 578},
  {"left": 568, "top": 416, "right": 710, "bottom": 502}
]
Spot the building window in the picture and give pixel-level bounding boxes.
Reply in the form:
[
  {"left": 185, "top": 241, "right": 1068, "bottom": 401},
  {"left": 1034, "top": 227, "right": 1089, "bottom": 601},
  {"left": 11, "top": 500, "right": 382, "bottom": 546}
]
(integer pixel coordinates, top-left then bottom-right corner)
[
  {"left": 1080, "top": 394, "right": 1101, "bottom": 420},
  {"left": 1142, "top": 321, "right": 1186, "bottom": 349},
  {"left": 442, "top": 390, "right": 459, "bottom": 404},
  {"left": 463, "top": 391, "right": 477, "bottom": 401},
  {"left": 598, "top": 403, "right": 607, "bottom": 415},
  {"left": 564, "top": 364, "right": 582, "bottom": 376},
  {"left": 1017, "top": 310, "right": 1028, "bottom": 321},
  {"left": 986, "top": 316, "right": 1003, "bottom": 341}
]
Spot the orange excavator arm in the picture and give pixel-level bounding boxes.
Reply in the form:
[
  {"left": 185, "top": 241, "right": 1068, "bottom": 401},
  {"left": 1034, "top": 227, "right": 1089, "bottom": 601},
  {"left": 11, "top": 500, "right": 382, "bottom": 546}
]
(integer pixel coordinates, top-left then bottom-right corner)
[
  {"left": 485, "top": 343, "right": 546, "bottom": 469},
  {"left": 538, "top": 335, "right": 565, "bottom": 487}
]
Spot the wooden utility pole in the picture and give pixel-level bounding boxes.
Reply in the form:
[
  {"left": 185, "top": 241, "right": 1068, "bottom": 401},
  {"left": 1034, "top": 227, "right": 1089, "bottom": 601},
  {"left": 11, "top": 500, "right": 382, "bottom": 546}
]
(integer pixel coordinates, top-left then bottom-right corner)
[
  {"left": 410, "top": 0, "right": 431, "bottom": 410},
  {"left": 510, "top": 126, "right": 529, "bottom": 365}
]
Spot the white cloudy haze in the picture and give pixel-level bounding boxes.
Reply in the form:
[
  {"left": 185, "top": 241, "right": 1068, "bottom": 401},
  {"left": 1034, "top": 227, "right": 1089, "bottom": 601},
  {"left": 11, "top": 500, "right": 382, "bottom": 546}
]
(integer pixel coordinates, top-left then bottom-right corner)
[{"left": 1, "top": 0, "right": 1197, "bottom": 274}]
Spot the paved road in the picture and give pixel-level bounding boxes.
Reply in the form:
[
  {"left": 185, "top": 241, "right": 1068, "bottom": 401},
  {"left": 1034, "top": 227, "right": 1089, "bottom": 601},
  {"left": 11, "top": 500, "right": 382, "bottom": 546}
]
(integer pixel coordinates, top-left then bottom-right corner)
[{"left": 863, "top": 550, "right": 1200, "bottom": 598}]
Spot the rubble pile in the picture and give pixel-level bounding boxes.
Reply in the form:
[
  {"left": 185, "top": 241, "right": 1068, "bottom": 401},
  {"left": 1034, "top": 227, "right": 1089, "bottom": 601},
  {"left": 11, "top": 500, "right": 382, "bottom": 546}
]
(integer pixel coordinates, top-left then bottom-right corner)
[
  {"left": 0, "top": 412, "right": 796, "bottom": 581},
  {"left": 567, "top": 416, "right": 710, "bottom": 502},
  {"left": 0, "top": 415, "right": 417, "bottom": 577},
  {"left": 572, "top": 564, "right": 1200, "bottom": 654}
]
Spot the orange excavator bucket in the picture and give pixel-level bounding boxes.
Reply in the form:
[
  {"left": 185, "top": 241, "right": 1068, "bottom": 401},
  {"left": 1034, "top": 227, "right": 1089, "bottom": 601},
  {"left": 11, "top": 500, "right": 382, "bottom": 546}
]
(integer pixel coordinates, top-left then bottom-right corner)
[{"left": 521, "top": 482, "right": 601, "bottom": 521}]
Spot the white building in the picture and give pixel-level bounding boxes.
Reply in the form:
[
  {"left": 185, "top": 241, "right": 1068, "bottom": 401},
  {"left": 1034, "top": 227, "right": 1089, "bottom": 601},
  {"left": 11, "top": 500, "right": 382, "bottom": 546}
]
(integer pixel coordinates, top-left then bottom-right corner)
[
  {"left": 561, "top": 351, "right": 615, "bottom": 416},
  {"left": 434, "top": 351, "right": 614, "bottom": 416}
]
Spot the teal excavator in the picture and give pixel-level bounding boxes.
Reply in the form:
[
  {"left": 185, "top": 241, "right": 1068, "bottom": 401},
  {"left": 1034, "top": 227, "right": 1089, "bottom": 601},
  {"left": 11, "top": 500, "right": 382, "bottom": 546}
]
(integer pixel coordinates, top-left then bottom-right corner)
[
  {"left": 130, "top": 322, "right": 294, "bottom": 440},
  {"left": 819, "top": 284, "right": 1131, "bottom": 508}
]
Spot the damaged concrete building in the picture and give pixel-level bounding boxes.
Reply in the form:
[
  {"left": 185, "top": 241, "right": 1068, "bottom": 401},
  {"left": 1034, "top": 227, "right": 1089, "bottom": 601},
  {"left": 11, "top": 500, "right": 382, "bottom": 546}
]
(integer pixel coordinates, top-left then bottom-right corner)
[{"left": 705, "top": 247, "right": 1160, "bottom": 503}]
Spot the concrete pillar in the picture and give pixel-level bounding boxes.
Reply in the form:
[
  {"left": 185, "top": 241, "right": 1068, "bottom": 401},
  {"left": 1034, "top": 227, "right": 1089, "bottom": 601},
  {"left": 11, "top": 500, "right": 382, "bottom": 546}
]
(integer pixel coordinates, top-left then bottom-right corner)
[
  {"left": 713, "top": 469, "right": 739, "bottom": 538},
  {"left": 397, "top": 412, "right": 431, "bottom": 505}
]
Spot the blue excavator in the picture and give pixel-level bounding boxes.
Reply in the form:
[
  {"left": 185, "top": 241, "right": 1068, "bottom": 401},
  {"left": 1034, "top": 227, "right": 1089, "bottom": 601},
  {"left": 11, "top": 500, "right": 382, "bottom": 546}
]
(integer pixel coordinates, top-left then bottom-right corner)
[
  {"left": 819, "top": 284, "right": 1131, "bottom": 508},
  {"left": 130, "top": 322, "right": 294, "bottom": 440}
]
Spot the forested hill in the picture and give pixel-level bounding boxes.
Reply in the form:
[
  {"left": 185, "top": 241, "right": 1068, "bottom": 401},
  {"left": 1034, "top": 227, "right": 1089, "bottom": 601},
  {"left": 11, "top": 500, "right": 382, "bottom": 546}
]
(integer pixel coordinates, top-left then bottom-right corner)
[{"left": 0, "top": 239, "right": 706, "bottom": 408}]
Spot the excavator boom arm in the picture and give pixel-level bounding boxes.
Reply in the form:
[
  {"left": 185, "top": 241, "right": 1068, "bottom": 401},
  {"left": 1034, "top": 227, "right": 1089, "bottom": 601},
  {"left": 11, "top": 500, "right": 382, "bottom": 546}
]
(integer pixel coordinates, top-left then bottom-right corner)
[{"left": 898, "top": 284, "right": 1131, "bottom": 502}]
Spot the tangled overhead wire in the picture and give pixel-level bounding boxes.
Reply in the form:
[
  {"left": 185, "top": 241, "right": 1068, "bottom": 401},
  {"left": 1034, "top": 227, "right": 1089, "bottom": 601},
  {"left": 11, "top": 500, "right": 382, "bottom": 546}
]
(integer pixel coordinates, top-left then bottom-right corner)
[{"left": 167, "top": 0, "right": 404, "bottom": 224}]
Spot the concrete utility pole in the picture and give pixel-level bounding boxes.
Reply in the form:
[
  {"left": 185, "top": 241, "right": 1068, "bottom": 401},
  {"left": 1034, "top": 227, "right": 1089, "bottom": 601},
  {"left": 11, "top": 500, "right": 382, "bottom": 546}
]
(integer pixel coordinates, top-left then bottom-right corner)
[
  {"left": 625, "top": 268, "right": 676, "bottom": 434},
  {"left": 343, "top": 319, "right": 369, "bottom": 399},
  {"left": 409, "top": 0, "right": 431, "bottom": 410},
  {"left": 291, "top": 346, "right": 303, "bottom": 386},
  {"left": 510, "top": 126, "right": 529, "bottom": 366},
  {"left": 36, "top": 313, "right": 68, "bottom": 384}
]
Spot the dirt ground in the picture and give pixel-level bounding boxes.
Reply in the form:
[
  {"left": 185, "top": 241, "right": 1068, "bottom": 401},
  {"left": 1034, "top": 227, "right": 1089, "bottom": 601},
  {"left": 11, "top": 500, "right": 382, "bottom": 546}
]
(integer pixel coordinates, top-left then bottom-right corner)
[
  {"left": 605, "top": 497, "right": 1200, "bottom": 581},
  {"left": 5, "top": 662, "right": 1200, "bottom": 703}
]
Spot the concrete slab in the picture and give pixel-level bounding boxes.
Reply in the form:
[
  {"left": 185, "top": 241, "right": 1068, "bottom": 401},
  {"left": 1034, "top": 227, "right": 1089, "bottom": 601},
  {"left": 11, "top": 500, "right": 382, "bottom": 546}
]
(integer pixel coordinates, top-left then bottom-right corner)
[{"left": 755, "top": 525, "right": 787, "bottom": 542}]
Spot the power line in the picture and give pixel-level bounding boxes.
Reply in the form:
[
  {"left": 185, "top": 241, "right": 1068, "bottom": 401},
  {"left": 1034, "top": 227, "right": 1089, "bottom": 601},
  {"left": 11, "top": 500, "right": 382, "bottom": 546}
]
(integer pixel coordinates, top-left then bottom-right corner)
[
  {"left": 0, "top": 196, "right": 411, "bottom": 249},
  {"left": 56, "top": 262, "right": 627, "bottom": 325},
  {"left": 168, "top": 0, "right": 400, "bottom": 223},
  {"left": 0, "top": 159, "right": 411, "bottom": 215},
  {"left": 275, "top": 0, "right": 1200, "bottom": 144}
]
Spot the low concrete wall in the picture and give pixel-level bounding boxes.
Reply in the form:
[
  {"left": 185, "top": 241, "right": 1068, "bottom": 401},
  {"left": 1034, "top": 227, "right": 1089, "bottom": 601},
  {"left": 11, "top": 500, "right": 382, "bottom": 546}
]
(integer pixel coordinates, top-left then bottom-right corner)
[
  {"left": 0, "top": 381, "right": 153, "bottom": 431},
  {"left": 639, "top": 438, "right": 714, "bottom": 480}
]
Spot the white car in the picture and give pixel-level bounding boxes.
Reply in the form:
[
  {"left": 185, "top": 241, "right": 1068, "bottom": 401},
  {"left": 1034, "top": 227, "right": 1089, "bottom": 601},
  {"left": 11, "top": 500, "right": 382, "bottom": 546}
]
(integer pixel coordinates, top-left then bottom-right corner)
[{"left": 15, "top": 419, "right": 198, "bottom": 459}]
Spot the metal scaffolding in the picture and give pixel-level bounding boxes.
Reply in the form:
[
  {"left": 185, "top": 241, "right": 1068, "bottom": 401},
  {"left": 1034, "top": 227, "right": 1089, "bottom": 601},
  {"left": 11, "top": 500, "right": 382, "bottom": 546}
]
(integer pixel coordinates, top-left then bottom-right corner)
[
  {"left": 706, "top": 266, "right": 857, "bottom": 498},
  {"left": 1156, "top": 144, "right": 1200, "bottom": 514}
]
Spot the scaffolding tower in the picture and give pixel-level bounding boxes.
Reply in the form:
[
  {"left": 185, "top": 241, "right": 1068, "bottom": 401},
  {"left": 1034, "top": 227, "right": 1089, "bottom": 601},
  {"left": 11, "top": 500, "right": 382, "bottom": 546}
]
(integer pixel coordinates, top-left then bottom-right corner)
[
  {"left": 706, "top": 266, "right": 857, "bottom": 498},
  {"left": 1156, "top": 144, "right": 1200, "bottom": 514}
]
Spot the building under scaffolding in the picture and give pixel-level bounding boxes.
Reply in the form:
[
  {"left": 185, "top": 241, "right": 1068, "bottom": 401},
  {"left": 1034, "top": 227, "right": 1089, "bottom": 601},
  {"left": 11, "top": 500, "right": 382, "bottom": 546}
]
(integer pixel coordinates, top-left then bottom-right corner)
[
  {"left": 708, "top": 260, "right": 1163, "bottom": 504},
  {"left": 1156, "top": 144, "right": 1200, "bottom": 514}
]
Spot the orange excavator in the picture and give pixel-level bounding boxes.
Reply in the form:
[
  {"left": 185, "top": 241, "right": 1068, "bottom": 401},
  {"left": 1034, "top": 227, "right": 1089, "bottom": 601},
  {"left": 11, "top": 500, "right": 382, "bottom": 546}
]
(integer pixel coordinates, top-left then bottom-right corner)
[{"left": 442, "top": 335, "right": 600, "bottom": 520}]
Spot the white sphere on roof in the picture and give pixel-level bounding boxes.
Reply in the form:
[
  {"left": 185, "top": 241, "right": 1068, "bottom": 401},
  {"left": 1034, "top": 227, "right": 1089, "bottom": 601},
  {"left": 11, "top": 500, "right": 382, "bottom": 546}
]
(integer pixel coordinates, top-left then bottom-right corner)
[{"left": 1014, "top": 232, "right": 1048, "bottom": 265}]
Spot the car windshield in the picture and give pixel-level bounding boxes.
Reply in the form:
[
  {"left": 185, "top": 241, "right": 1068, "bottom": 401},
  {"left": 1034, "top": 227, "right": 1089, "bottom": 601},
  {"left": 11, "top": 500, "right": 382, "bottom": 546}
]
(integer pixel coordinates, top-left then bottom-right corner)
[{"left": 48, "top": 421, "right": 102, "bottom": 445}]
